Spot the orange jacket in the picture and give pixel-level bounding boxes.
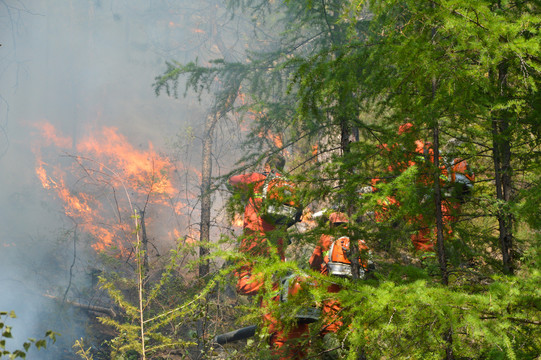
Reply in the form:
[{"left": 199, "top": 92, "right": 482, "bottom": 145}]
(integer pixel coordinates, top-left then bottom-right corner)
[
  {"left": 310, "top": 235, "right": 369, "bottom": 276},
  {"left": 230, "top": 171, "right": 285, "bottom": 260},
  {"left": 309, "top": 234, "right": 333, "bottom": 274},
  {"left": 449, "top": 157, "right": 475, "bottom": 185},
  {"left": 373, "top": 138, "right": 447, "bottom": 190},
  {"left": 229, "top": 172, "right": 277, "bottom": 234}
]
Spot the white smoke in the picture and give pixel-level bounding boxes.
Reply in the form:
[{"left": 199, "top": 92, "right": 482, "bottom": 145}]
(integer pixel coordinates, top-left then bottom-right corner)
[{"left": 0, "top": 0, "right": 246, "bottom": 358}]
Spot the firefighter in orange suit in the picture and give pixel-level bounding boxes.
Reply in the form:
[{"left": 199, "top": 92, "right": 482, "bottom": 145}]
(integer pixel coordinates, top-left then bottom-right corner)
[
  {"left": 230, "top": 154, "right": 306, "bottom": 359},
  {"left": 398, "top": 132, "right": 474, "bottom": 254},
  {"left": 309, "top": 212, "right": 370, "bottom": 336},
  {"left": 229, "top": 154, "right": 287, "bottom": 296},
  {"left": 443, "top": 141, "right": 475, "bottom": 231},
  {"left": 372, "top": 123, "right": 450, "bottom": 254},
  {"left": 264, "top": 273, "right": 318, "bottom": 360}
]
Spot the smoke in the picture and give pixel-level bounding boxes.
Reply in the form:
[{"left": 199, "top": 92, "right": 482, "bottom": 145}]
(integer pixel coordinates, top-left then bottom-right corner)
[{"left": 0, "top": 0, "right": 246, "bottom": 358}]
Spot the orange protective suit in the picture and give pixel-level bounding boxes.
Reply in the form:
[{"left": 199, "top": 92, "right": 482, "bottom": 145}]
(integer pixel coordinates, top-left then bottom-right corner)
[
  {"left": 372, "top": 123, "right": 452, "bottom": 253},
  {"left": 309, "top": 225, "right": 370, "bottom": 336},
  {"left": 264, "top": 276, "right": 312, "bottom": 360},
  {"left": 268, "top": 324, "right": 310, "bottom": 360},
  {"left": 441, "top": 156, "right": 475, "bottom": 232},
  {"left": 229, "top": 171, "right": 285, "bottom": 295},
  {"left": 405, "top": 143, "right": 477, "bottom": 252},
  {"left": 230, "top": 171, "right": 300, "bottom": 359}
]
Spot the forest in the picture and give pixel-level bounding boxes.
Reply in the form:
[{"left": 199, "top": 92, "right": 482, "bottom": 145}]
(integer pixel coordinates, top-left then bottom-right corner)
[{"left": 2, "top": 0, "right": 540, "bottom": 359}]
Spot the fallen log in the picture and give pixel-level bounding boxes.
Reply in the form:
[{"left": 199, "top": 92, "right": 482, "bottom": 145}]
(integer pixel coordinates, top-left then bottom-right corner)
[{"left": 213, "top": 325, "right": 257, "bottom": 345}]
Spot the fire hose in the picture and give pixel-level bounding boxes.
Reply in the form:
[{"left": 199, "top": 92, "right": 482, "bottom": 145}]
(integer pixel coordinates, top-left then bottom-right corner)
[{"left": 213, "top": 325, "right": 257, "bottom": 345}]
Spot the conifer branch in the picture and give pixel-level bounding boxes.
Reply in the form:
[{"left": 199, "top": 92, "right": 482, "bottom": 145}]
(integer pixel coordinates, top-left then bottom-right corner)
[{"left": 432, "top": 1, "right": 488, "bottom": 30}]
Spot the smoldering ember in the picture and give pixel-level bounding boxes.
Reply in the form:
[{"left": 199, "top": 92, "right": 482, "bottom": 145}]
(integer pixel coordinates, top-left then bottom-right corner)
[{"left": 1, "top": 1, "right": 540, "bottom": 360}]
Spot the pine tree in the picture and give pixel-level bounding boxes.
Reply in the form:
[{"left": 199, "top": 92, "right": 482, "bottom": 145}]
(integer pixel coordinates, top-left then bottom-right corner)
[{"left": 155, "top": 0, "right": 541, "bottom": 358}]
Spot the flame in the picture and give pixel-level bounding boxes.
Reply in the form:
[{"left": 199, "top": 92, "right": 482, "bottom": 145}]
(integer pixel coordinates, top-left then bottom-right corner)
[
  {"left": 235, "top": 89, "right": 258, "bottom": 133},
  {"left": 238, "top": 92, "right": 246, "bottom": 105},
  {"left": 36, "top": 159, "right": 53, "bottom": 189},
  {"left": 170, "top": 229, "right": 182, "bottom": 241},
  {"left": 32, "top": 121, "right": 193, "bottom": 256},
  {"left": 34, "top": 121, "right": 72, "bottom": 148},
  {"left": 186, "top": 228, "right": 199, "bottom": 245},
  {"left": 174, "top": 201, "right": 188, "bottom": 215},
  {"left": 232, "top": 213, "right": 244, "bottom": 228},
  {"left": 76, "top": 127, "right": 176, "bottom": 200},
  {"left": 191, "top": 28, "right": 205, "bottom": 34},
  {"left": 312, "top": 144, "right": 318, "bottom": 157},
  {"left": 257, "top": 130, "right": 289, "bottom": 156},
  {"left": 270, "top": 132, "right": 283, "bottom": 149},
  {"left": 257, "top": 130, "right": 277, "bottom": 145},
  {"left": 57, "top": 182, "right": 94, "bottom": 217}
]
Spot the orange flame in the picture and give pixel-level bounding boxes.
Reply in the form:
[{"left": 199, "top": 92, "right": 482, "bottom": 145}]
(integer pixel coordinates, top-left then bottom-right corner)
[
  {"left": 170, "top": 228, "right": 182, "bottom": 241},
  {"left": 174, "top": 200, "right": 189, "bottom": 215},
  {"left": 186, "top": 228, "right": 200, "bottom": 245},
  {"left": 232, "top": 213, "right": 244, "bottom": 228},
  {"left": 32, "top": 121, "right": 193, "bottom": 256},
  {"left": 76, "top": 127, "right": 176, "bottom": 200},
  {"left": 36, "top": 159, "right": 53, "bottom": 190},
  {"left": 257, "top": 130, "right": 289, "bottom": 156},
  {"left": 34, "top": 121, "right": 72, "bottom": 148}
]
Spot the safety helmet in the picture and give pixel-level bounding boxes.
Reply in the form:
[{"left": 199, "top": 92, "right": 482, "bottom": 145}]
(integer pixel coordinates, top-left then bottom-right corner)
[
  {"left": 329, "top": 212, "right": 348, "bottom": 225},
  {"left": 398, "top": 122, "right": 414, "bottom": 135}
]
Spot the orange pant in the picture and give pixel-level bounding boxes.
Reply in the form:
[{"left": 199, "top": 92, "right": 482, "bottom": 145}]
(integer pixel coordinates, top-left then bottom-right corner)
[
  {"left": 320, "top": 283, "right": 343, "bottom": 336},
  {"left": 236, "top": 229, "right": 285, "bottom": 296},
  {"left": 410, "top": 221, "right": 434, "bottom": 252},
  {"left": 410, "top": 201, "right": 454, "bottom": 253},
  {"left": 265, "top": 302, "right": 310, "bottom": 360},
  {"left": 237, "top": 279, "right": 309, "bottom": 359}
]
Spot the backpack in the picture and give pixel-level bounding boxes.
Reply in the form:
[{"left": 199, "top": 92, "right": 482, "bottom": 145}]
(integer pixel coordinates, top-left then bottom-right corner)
[
  {"left": 326, "top": 237, "right": 369, "bottom": 278},
  {"left": 260, "top": 170, "right": 302, "bottom": 227},
  {"left": 279, "top": 273, "right": 321, "bottom": 323},
  {"left": 446, "top": 158, "right": 474, "bottom": 203}
]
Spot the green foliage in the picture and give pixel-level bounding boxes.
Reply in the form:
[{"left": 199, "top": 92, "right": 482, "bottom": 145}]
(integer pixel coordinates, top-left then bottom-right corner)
[
  {"left": 150, "top": 0, "right": 541, "bottom": 358},
  {"left": 332, "top": 271, "right": 540, "bottom": 359},
  {"left": 215, "top": 0, "right": 540, "bottom": 357},
  {"left": 73, "top": 338, "right": 93, "bottom": 360},
  {"left": 94, "top": 240, "right": 201, "bottom": 359},
  {"left": 0, "top": 311, "right": 58, "bottom": 359}
]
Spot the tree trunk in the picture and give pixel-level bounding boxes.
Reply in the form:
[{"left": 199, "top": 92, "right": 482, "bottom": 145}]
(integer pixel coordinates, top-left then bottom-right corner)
[
  {"left": 340, "top": 115, "right": 351, "bottom": 155},
  {"left": 348, "top": 239, "right": 361, "bottom": 280},
  {"left": 134, "top": 208, "right": 147, "bottom": 360},
  {"left": 430, "top": 19, "right": 452, "bottom": 355},
  {"left": 198, "top": 114, "right": 218, "bottom": 278},
  {"left": 429, "top": 39, "right": 449, "bottom": 284},
  {"left": 492, "top": 119, "right": 514, "bottom": 275},
  {"left": 492, "top": 62, "right": 514, "bottom": 275},
  {"left": 197, "top": 0, "right": 238, "bottom": 279},
  {"left": 444, "top": 326, "right": 454, "bottom": 360},
  {"left": 432, "top": 122, "right": 449, "bottom": 285},
  {"left": 196, "top": 7, "right": 240, "bottom": 355},
  {"left": 135, "top": 208, "right": 149, "bottom": 277}
]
